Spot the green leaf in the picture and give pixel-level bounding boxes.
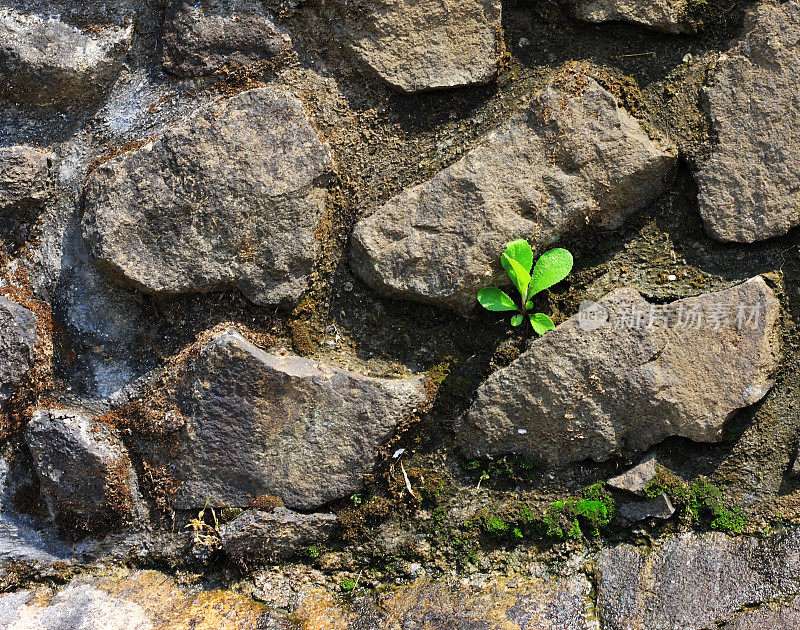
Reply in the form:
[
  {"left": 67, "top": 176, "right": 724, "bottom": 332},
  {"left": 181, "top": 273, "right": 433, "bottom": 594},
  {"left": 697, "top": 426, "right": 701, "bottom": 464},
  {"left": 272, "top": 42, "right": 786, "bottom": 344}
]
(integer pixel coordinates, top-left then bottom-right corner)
[
  {"left": 528, "top": 248, "right": 574, "bottom": 298},
  {"left": 501, "top": 253, "right": 531, "bottom": 301},
  {"left": 525, "top": 301, "right": 533, "bottom": 311},
  {"left": 503, "top": 239, "right": 533, "bottom": 273},
  {"left": 511, "top": 314, "right": 523, "bottom": 327},
  {"left": 477, "top": 287, "right": 518, "bottom": 312},
  {"left": 530, "top": 313, "right": 556, "bottom": 336}
]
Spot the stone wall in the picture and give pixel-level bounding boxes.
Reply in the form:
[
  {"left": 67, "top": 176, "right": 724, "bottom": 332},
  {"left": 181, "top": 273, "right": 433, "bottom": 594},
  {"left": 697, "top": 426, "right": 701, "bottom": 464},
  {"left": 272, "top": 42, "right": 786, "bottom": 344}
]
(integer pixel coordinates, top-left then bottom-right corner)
[{"left": 0, "top": 0, "right": 799, "bottom": 627}]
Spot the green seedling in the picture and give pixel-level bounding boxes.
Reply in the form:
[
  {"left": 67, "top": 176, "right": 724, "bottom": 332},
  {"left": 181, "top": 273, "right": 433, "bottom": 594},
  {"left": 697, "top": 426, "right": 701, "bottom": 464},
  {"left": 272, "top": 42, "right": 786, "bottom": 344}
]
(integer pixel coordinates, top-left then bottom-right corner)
[{"left": 477, "top": 239, "right": 573, "bottom": 334}]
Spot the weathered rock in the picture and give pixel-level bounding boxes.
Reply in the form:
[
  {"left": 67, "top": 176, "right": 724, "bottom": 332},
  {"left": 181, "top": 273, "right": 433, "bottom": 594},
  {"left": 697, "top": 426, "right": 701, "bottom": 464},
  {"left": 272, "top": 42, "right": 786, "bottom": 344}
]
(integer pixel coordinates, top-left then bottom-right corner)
[
  {"left": 222, "top": 507, "right": 337, "bottom": 565},
  {"left": 163, "top": 0, "right": 291, "bottom": 77},
  {"left": 619, "top": 493, "right": 675, "bottom": 522},
  {"left": 722, "top": 596, "right": 800, "bottom": 629},
  {"left": 140, "top": 329, "right": 427, "bottom": 510},
  {"left": 695, "top": 2, "right": 800, "bottom": 242},
  {"left": 459, "top": 277, "right": 779, "bottom": 466},
  {"left": 0, "top": 297, "right": 36, "bottom": 412},
  {"left": 351, "top": 73, "right": 676, "bottom": 313},
  {"left": 570, "top": 0, "right": 694, "bottom": 34},
  {"left": 0, "top": 8, "right": 132, "bottom": 107},
  {"left": 331, "top": 0, "right": 502, "bottom": 92},
  {"left": 25, "top": 408, "right": 135, "bottom": 528},
  {"left": 82, "top": 87, "right": 333, "bottom": 308},
  {"left": 607, "top": 455, "right": 657, "bottom": 495},
  {"left": 793, "top": 445, "right": 800, "bottom": 479},
  {"left": 0, "top": 569, "right": 284, "bottom": 629},
  {"left": 357, "top": 572, "right": 596, "bottom": 629},
  {"left": 596, "top": 530, "right": 800, "bottom": 630},
  {"left": 0, "top": 146, "right": 51, "bottom": 212}
]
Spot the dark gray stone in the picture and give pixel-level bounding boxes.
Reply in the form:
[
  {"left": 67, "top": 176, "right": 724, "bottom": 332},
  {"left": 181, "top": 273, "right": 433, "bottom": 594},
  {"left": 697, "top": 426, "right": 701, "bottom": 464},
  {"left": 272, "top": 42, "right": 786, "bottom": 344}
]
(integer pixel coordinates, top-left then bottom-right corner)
[
  {"left": 82, "top": 87, "right": 333, "bottom": 308},
  {"left": 722, "top": 596, "right": 800, "bottom": 629},
  {"left": 25, "top": 408, "right": 135, "bottom": 528},
  {"left": 140, "top": 328, "right": 427, "bottom": 510},
  {"left": 222, "top": 507, "right": 337, "bottom": 565},
  {"left": 0, "top": 146, "right": 51, "bottom": 212},
  {"left": 459, "top": 278, "right": 780, "bottom": 466},
  {"left": 696, "top": 2, "right": 800, "bottom": 242},
  {"left": 596, "top": 530, "right": 800, "bottom": 630},
  {"left": 163, "top": 0, "right": 291, "bottom": 77},
  {"left": 0, "top": 296, "right": 36, "bottom": 413},
  {"left": 0, "top": 8, "right": 132, "bottom": 107},
  {"left": 618, "top": 493, "right": 675, "bottom": 522},
  {"left": 351, "top": 74, "right": 676, "bottom": 313}
]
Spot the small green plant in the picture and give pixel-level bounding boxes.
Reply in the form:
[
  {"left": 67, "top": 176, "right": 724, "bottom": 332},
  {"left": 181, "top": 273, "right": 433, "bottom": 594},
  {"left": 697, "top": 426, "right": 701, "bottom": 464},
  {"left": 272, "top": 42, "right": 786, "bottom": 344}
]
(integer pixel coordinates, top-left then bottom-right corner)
[
  {"left": 477, "top": 240, "right": 573, "bottom": 334},
  {"left": 340, "top": 577, "right": 357, "bottom": 592},
  {"left": 306, "top": 545, "right": 321, "bottom": 559}
]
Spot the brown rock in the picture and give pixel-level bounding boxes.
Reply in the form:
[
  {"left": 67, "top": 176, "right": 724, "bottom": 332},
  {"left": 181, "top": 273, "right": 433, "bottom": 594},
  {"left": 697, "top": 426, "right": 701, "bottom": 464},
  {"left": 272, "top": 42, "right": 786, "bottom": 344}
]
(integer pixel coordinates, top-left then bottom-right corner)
[
  {"left": 459, "top": 277, "right": 780, "bottom": 466},
  {"left": 351, "top": 73, "right": 676, "bottom": 313},
  {"left": 695, "top": 2, "right": 800, "bottom": 242}
]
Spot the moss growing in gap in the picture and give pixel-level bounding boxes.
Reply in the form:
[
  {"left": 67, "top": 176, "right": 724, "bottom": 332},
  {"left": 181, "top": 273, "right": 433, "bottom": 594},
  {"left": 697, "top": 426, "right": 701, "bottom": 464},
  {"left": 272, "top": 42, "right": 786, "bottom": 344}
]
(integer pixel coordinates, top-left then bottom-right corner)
[
  {"left": 542, "top": 483, "right": 616, "bottom": 540},
  {"left": 645, "top": 471, "right": 746, "bottom": 534}
]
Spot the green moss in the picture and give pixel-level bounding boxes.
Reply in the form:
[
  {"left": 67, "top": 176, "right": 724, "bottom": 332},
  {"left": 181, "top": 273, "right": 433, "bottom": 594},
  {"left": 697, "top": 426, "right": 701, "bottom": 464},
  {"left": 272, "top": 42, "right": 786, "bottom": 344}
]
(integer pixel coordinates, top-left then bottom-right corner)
[
  {"left": 340, "top": 577, "right": 357, "bottom": 592},
  {"left": 646, "top": 471, "right": 747, "bottom": 533},
  {"left": 484, "top": 515, "right": 510, "bottom": 537},
  {"left": 463, "top": 455, "right": 538, "bottom": 485},
  {"left": 543, "top": 483, "right": 616, "bottom": 540}
]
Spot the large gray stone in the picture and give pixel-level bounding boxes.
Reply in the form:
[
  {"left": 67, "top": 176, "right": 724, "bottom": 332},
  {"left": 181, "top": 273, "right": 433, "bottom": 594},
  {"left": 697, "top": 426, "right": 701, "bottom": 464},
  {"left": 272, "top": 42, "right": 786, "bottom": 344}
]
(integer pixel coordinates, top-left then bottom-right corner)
[
  {"left": 695, "top": 1, "right": 800, "bottom": 242},
  {"left": 163, "top": 0, "right": 291, "bottom": 77},
  {"left": 570, "top": 0, "right": 694, "bottom": 34},
  {"left": 351, "top": 74, "right": 676, "bottom": 313},
  {"left": 331, "top": 0, "right": 502, "bottom": 92},
  {"left": 82, "top": 87, "right": 333, "bottom": 308},
  {"left": 0, "top": 146, "right": 51, "bottom": 212},
  {"left": 25, "top": 408, "right": 136, "bottom": 529},
  {"left": 596, "top": 530, "right": 800, "bottom": 630},
  {"left": 0, "top": 8, "right": 132, "bottom": 107},
  {"left": 140, "top": 329, "right": 427, "bottom": 510},
  {"left": 722, "top": 596, "right": 800, "bottom": 629},
  {"left": 459, "top": 277, "right": 780, "bottom": 466},
  {"left": 222, "top": 507, "right": 337, "bottom": 565},
  {"left": 0, "top": 297, "right": 36, "bottom": 413}
]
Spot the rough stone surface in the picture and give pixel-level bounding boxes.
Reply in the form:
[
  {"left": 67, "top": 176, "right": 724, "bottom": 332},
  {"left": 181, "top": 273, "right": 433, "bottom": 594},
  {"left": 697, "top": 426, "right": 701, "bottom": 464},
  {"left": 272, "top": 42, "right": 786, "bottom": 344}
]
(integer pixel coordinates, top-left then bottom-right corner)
[
  {"left": 163, "top": 0, "right": 291, "bottom": 77},
  {"left": 0, "top": 569, "right": 282, "bottom": 629},
  {"left": 618, "top": 493, "right": 675, "bottom": 522},
  {"left": 0, "top": 297, "right": 36, "bottom": 412},
  {"left": 570, "top": 0, "right": 694, "bottom": 34},
  {"left": 331, "top": 0, "right": 502, "bottom": 92},
  {"left": 351, "top": 74, "right": 676, "bottom": 313},
  {"left": 82, "top": 87, "right": 333, "bottom": 308},
  {"left": 722, "top": 596, "right": 800, "bottom": 629},
  {"left": 222, "top": 507, "right": 337, "bottom": 565},
  {"left": 596, "top": 530, "right": 800, "bottom": 630},
  {"left": 140, "top": 329, "right": 427, "bottom": 510},
  {"left": 695, "top": 2, "right": 800, "bottom": 242},
  {"left": 0, "top": 8, "right": 132, "bottom": 107},
  {"left": 793, "top": 445, "right": 800, "bottom": 479},
  {"left": 459, "top": 277, "right": 780, "bottom": 466},
  {"left": 358, "top": 572, "right": 596, "bottom": 629},
  {"left": 25, "top": 408, "right": 135, "bottom": 527},
  {"left": 0, "top": 146, "right": 51, "bottom": 212},
  {"left": 607, "top": 455, "right": 658, "bottom": 495}
]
